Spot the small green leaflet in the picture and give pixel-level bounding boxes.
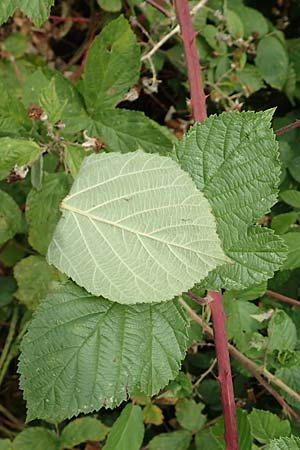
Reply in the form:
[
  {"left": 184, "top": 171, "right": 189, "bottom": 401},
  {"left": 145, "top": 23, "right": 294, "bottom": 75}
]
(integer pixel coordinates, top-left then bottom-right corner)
[
  {"left": 47, "top": 151, "right": 229, "bottom": 304},
  {"left": 176, "top": 110, "right": 286, "bottom": 290},
  {"left": 0, "top": 138, "right": 41, "bottom": 180},
  {"left": 19, "top": 282, "right": 189, "bottom": 422}
]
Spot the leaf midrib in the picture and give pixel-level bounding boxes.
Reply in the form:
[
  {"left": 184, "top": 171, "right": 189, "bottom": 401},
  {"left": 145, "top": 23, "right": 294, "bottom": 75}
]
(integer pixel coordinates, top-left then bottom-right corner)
[{"left": 60, "top": 202, "right": 219, "bottom": 258}]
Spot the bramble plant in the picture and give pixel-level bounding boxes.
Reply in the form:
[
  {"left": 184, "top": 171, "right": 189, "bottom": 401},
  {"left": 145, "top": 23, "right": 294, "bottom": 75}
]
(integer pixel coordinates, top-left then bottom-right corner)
[{"left": 1, "top": 1, "right": 300, "bottom": 450}]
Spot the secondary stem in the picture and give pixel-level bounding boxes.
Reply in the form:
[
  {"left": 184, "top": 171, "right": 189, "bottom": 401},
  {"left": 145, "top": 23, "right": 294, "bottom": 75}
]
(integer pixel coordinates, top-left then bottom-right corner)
[
  {"left": 180, "top": 298, "right": 300, "bottom": 422},
  {"left": 208, "top": 291, "right": 239, "bottom": 450},
  {"left": 265, "top": 290, "right": 300, "bottom": 308}
]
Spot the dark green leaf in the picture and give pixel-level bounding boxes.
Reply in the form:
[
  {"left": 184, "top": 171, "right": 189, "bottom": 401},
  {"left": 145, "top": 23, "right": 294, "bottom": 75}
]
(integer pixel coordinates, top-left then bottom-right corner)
[
  {"left": 255, "top": 36, "right": 289, "bottom": 90},
  {"left": 0, "top": 190, "right": 22, "bottom": 245},
  {"left": 19, "top": 282, "right": 189, "bottom": 422},
  {"left": 103, "top": 404, "right": 144, "bottom": 450},
  {"left": 177, "top": 110, "right": 286, "bottom": 290},
  {"left": 26, "top": 173, "right": 71, "bottom": 255},
  {"left": 83, "top": 16, "right": 140, "bottom": 112}
]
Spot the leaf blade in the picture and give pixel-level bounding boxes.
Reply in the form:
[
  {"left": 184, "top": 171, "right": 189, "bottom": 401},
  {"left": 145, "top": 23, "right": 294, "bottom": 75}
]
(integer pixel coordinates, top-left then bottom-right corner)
[
  {"left": 83, "top": 16, "right": 141, "bottom": 111},
  {"left": 176, "top": 111, "right": 286, "bottom": 290},
  {"left": 19, "top": 282, "right": 189, "bottom": 422},
  {"left": 47, "top": 151, "right": 229, "bottom": 304}
]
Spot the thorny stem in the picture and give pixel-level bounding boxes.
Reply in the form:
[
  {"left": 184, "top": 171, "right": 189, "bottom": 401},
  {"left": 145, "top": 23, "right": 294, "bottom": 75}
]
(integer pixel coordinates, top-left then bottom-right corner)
[
  {"left": 175, "top": 1, "right": 238, "bottom": 448},
  {"left": 180, "top": 299, "right": 300, "bottom": 422},
  {"left": 174, "top": 0, "right": 207, "bottom": 122},
  {"left": 265, "top": 290, "right": 300, "bottom": 308},
  {"left": 141, "top": 1, "right": 208, "bottom": 62},
  {"left": 207, "top": 291, "right": 239, "bottom": 450}
]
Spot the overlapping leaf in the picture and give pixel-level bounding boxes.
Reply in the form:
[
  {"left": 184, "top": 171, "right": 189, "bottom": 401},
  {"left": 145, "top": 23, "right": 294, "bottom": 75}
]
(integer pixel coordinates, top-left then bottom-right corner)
[
  {"left": 26, "top": 173, "right": 71, "bottom": 255},
  {"left": 19, "top": 282, "right": 189, "bottom": 422},
  {"left": 176, "top": 110, "right": 286, "bottom": 290},
  {"left": 47, "top": 151, "right": 229, "bottom": 304}
]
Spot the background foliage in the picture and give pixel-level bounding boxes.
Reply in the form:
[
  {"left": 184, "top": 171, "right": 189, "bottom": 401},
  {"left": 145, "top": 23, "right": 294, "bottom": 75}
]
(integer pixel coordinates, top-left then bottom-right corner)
[{"left": 1, "top": 0, "right": 300, "bottom": 449}]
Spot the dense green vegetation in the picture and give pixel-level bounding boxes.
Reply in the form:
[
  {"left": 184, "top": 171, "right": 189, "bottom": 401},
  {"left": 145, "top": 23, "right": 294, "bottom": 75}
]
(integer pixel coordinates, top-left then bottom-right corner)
[{"left": 1, "top": 1, "right": 300, "bottom": 449}]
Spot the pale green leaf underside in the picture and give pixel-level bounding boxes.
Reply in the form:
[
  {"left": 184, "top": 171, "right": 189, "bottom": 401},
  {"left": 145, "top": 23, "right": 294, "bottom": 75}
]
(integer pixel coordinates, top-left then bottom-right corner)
[
  {"left": 0, "top": 0, "right": 54, "bottom": 26},
  {"left": 177, "top": 110, "right": 286, "bottom": 290},
  {"left": 47, "top": 151, "right": 229, "bottom": 304},
  {"left": 266, "top": 437, "right": 300, "bottom": 450},
  {"left": 19, "top": 282, "right": 189, "bottom": 422}
]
